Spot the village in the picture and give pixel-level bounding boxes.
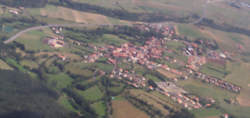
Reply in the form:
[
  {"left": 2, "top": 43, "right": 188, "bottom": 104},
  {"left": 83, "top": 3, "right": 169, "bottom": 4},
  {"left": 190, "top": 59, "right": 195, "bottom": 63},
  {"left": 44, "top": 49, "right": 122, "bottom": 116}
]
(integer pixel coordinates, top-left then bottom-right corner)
[{"left": 37, "top": 23, "right": 241, "bottom": 114}]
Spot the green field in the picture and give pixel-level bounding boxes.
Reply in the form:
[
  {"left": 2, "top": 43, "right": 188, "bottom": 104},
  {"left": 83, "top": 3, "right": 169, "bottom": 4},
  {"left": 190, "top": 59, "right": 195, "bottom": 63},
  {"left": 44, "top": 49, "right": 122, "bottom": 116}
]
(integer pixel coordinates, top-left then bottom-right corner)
[
  {"left": 191, "top": 108, "right": 222, "bottom": 118},
  {"left": 16, "top": 29, "right": 52, "bottom": 52},
  {"left": 5, "top": 58, "right": 26, "bottom": 72},
  {"left": 47, "top": 73, "right": 73, "bottom": 90},
  {"left": 91, "top": 101, "right": 106, "bottom": 117},
  {"left": 58, "top": 94, "right": 79, "bottom": 112},
  {"left": 76, "top": 86, "right": 104, "bottom": 102},
  {"left": 200, "top": 63, "right": 229, "bottom": 79},
  {"left": 20, "top": 60, "right": 39, "bottom": 69},
  {"left": 177, "top": 79, "right": 250, "bottom": 118}
]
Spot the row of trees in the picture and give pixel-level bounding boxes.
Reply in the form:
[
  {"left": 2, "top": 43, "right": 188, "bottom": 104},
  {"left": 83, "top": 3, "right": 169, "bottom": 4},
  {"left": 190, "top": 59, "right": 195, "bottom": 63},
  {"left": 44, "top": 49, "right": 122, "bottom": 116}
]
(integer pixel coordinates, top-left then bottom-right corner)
[{"left": 0, "top": 0, "right": 48, "bottom": 8}]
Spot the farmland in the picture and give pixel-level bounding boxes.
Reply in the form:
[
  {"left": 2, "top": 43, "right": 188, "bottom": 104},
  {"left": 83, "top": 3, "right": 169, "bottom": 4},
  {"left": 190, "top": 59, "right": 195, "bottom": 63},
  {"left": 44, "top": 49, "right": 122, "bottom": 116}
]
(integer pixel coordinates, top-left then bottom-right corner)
[
  {"left": 112, "top": 100, "right": 150, "bottom": 118},
  {"left": 76, "top": 86, "right": 104, "bottom": 102}
]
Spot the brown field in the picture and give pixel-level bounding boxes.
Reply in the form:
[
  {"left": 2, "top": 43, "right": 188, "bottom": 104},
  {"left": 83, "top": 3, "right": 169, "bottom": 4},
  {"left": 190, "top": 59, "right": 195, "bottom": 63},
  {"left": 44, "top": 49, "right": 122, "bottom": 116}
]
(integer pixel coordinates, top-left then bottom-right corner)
[{"left": 112, "top": 100, "right": 150, "bottom": 118}]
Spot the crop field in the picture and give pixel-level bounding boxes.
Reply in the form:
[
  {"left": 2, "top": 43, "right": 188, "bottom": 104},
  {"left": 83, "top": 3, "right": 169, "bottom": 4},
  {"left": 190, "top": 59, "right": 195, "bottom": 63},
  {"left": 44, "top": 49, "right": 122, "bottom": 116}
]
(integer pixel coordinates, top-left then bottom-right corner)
[
  {"left": 0, "top": 59, "right": 13, "bottom": 70},
  {"left": 47, "top": 73, "right": 73, "bottom": 90},
  {"left": 76, "top": 86, "right": 103, "bottom": 102},
  {"left": 129, "top": 89, "right": 179, "bottom": 115},
  {"left": 200, "top": 63, "right": 228, "bottom": 79},
  {"left": 112, "top": 100, "right": 150, "bottom": 118},
  {"left": 91, "top": 101, "right": 106, "bottom": 117}
]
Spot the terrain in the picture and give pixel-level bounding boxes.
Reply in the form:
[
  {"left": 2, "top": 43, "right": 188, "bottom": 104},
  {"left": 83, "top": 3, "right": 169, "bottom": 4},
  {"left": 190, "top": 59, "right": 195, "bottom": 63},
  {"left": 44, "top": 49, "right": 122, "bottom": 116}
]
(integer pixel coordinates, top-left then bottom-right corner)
[{"left": 0, "top": 0, "right": 249, "bottom": 118}]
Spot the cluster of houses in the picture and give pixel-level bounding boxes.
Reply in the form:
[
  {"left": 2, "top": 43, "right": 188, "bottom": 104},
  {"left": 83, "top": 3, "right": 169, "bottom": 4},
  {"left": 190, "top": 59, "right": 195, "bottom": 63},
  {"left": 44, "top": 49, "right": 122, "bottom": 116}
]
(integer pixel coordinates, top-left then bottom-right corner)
[
  {"left": 51, "top": 26, "right": 63, "bottom": 34},
  {"left": 156, "top": 82, "right": 202, "bottom": 109},
  {"left": 195, "top": 72, "right": 241, "bottom": 93},
  {"left": 81, "top": 23, "right": 243, "bottom": 111},
  {"left": 110, "top": 68, "right": 147, "bottom": 88},
  {"left": 44, "top": 36, "right": 65, "bottom": 48},
  {"left": 134, "top": 23, "right": 175, "bottom": 37}
]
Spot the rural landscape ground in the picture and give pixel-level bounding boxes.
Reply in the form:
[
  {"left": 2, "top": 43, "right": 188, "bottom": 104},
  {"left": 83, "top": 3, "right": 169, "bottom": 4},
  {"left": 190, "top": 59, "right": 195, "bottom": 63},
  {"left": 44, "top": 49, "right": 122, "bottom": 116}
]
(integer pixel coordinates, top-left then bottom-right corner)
[{"left": 0, "top": 0, "right": 250, "bottom": 118}]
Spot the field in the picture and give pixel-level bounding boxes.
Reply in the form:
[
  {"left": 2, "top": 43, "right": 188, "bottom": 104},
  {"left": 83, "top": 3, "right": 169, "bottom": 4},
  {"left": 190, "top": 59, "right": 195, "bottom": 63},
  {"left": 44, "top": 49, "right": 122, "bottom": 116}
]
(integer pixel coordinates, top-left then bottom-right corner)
[
  {"left": 191, "top": 108, "right": 221, "bottom": 118},
  {"left": 225, "top": 62, "right": 250, "bottom": 107},
  {"left": 91, "top": 101, "right": 106, "bottom": 117},
  {"left": 47, "top": 73, "right": 73, "bottom": 90},
  {"left": 58, "top": 94, "right": 79, "bottom": 112},
  {"left": 76, "top": 86, "right": 103, "bottom": 102},
  {"left": 129, "top": 89, "right": 179, "bottom": 115},
  {"left": 177, "top": 24, "right": 209, "bottom": 40},
  {"left": 200, "top": 63, "right": 228, "bottom": 79},
  {"left": 112, "top": 100, "right": 150, "bottom": 118},
  {"left": 20, "top": 60, "right": 39, "bottom": 70},
  {"left": 177, "top": 78, "right": 250, "bottom": 118},
  {"left": 0, "top": 59, "right": 13, "bottom": 70},
  {"left": 16, "top": 29, "right": 53, "bottom": 52}
]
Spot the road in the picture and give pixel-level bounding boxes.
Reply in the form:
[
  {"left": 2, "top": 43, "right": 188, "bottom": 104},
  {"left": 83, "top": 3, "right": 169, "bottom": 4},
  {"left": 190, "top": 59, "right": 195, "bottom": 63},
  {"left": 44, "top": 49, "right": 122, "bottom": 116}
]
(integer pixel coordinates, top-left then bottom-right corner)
[{"left": 3, "top": 23, "right": 114, "bottom": 44}]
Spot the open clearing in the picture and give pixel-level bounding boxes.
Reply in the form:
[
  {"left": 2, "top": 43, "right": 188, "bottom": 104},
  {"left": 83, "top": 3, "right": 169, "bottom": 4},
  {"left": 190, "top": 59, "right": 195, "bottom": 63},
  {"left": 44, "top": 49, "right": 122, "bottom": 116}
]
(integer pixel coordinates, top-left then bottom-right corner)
[{"left": 112, "top": 100, "right": 150, "bottom": 118}]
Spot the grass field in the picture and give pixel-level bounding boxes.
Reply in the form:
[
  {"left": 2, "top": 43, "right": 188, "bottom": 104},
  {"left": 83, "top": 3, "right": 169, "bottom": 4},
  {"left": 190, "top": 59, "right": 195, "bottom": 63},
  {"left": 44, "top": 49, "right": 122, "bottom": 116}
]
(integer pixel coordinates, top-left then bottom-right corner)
[
  {"left": 129, "top": 89, "right": 176, "bottom": 116},
  {"left": 112, "top": 100, "right": 150, "bottom": 118},
  {"left": 47, "top": 73, "right": 73, "bottom": 90},
  {"left": 16, "top": 29, "right": 52, "bottom": 52},
  {"left": 177, "top": 24, "right": 210, "bottom": 40},
  {"left": 0, "top": 59, "right": 13, "bottom": 70},
  {"left": 58, "top": 94, "right": 79, "bottom": 112},
  {"left": 200, "top": 63, "right": 228, "bottom": 79},
  {"left": 5, "top": 58, "right": 26, "bottom": 72},
  {"left": 27, "top": 5, "right": 111, "bottom": 24},
  {"left": 65, "top": 62, "right": 94, "bottom": 78},
  {"left": 91, "top": 101, "right": 106, "bottom": 117},
  {"left": 191, "top": 108, "right": 222, "bottom": 118},
  {"left": 20, "top": 60, "right": 39, "bottom": 70},
  {"left": 177, "top": 79, "right": 250, "bottom": 118},
  {"left": 76, "top": 86, "right": 103, "bottom": 102},
  {"left": 225, "top": 62, "right": 250, "bottom": 107}
]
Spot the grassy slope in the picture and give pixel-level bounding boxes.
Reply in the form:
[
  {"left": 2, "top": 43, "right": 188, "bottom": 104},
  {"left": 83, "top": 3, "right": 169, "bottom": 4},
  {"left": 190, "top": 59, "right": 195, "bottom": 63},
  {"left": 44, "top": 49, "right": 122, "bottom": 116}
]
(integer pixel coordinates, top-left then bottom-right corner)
[
  {"left": 112, "top": 100, "right": 150, "bottom": 118},
  {"left": 76, "top": 86, "right": 103, "bottom": 101}
]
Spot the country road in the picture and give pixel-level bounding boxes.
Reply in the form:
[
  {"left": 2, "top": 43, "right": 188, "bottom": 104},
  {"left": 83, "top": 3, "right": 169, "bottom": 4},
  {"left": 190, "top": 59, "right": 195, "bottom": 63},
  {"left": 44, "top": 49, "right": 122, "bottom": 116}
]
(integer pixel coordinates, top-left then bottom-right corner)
[{"left": 3, "top": 23, "right": 115, "bottom": 44}]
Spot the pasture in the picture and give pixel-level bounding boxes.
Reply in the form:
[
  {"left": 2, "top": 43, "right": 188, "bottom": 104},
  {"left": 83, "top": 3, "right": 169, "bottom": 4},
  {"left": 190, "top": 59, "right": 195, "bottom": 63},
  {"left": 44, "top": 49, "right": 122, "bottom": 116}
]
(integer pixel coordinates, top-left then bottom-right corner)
[
  {"left": 47, "top": 73, "right": 73, "bottom": 90},
  {"left": 112, "top": 100, "right": 150, "bottom": 118},
  {"left": 76, "top": 86, "right": 103, "bottom": 102},
  {"left": 91, "top": 101, "right": 106, "bottom": 117},
  {"left": 177, "top": 78, "right": 250, "bottom": 118}
]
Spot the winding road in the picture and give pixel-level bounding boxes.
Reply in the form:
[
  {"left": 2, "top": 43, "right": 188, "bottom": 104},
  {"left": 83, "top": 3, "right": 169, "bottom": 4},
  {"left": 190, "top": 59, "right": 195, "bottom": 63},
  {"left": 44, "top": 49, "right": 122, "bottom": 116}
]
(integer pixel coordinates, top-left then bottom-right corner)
[{"left": 3, "top": 23, "right": 113, "bottom": 44}]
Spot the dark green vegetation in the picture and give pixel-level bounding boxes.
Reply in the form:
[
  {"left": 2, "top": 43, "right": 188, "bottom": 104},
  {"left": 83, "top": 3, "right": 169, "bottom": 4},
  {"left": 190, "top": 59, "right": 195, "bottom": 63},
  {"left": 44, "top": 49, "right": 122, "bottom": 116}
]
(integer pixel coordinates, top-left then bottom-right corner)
[
  {"left": 0, "top": 70, "right": 73, "bottom": 118},
  {"left": 0, "top": 0, "right": 48, "bottom": 8}
]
